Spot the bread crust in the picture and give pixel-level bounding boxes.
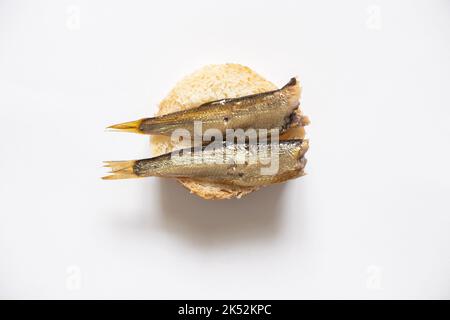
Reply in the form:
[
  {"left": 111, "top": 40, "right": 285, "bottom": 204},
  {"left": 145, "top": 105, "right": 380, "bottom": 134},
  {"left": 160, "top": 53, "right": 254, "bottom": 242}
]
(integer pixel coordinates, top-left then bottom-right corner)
[{"left": 151, "top": 64, "right": 306, "bottom": 200}]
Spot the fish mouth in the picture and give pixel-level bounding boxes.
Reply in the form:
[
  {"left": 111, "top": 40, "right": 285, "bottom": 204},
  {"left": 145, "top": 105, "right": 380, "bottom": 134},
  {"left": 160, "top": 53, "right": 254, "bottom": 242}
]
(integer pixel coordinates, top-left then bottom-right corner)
[
  {"left": 295, "top": 139, "right": 309, "bottom": 170},
  {"left": 297, "top": 157, "right": 307, "bottom": 171},
  {"left": 282, "top": 109, "right": 303, "bottom": 131},
  {"left": 284, "top": 77, "right": 301, "bottom": 106},
  {"left": 300, "top": 139, "right": 309, "bottom": 155}
]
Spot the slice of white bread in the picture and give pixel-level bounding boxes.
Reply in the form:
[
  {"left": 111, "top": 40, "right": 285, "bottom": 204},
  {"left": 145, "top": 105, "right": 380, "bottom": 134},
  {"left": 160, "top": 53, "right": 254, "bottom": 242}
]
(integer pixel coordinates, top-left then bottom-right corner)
[{"left": 151, "top": 63, "right": 308, "bottom": 200}]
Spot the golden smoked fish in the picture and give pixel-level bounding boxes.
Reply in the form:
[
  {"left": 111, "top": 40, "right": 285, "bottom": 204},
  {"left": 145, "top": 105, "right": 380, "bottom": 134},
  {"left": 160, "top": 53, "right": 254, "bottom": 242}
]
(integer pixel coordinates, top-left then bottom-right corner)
[
  {"left": 103, "top": 139, "right": 308, "bottom": 187},
  {"left": 107, "top": 78, "right": 302, "bottom": 137}
]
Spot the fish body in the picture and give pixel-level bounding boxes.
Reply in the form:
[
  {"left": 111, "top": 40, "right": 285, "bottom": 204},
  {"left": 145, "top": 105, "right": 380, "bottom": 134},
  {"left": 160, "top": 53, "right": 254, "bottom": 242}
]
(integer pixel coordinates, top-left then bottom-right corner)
[
  {"left": 108, "top": 78, "right": 301, "bottom": 137},
  {"left": 103, "top": 139, "right": 308, "bottom": 187}
]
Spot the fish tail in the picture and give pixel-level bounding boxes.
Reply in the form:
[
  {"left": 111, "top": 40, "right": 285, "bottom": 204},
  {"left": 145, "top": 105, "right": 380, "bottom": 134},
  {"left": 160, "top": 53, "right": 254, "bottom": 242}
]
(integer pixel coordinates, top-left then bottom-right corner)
[
  {"left": 106, "top": 119, "right": 144, "bottom": 134},
  {"left": 102, "top": 160, "right": 139, "bottom": 180},
  {"left": 107, "top": 117, "right": 169, "bottom": 135}
]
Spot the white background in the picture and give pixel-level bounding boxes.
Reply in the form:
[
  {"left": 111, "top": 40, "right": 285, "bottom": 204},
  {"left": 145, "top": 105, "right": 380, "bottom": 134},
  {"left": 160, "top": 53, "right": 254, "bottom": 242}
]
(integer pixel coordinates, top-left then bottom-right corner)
[{"left": 1, "top": 0, "right": 449, "bottom": 299}]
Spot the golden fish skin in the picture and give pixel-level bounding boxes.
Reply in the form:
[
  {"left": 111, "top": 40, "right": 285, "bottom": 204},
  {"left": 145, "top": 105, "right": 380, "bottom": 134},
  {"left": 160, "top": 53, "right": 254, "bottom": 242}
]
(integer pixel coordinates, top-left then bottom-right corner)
[
  {"left": 103, "top": 139, "right": 308, "bottom": 187},
  {"left": 108, "top": 78, "right": 302, "bottom": 137}
]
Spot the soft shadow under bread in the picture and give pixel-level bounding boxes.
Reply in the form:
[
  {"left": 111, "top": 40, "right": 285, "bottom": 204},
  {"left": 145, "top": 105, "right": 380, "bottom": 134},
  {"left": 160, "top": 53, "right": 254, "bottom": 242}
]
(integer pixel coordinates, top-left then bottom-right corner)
[{"left": 157, "top": 179, "right": 288, "bottom": 247}]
